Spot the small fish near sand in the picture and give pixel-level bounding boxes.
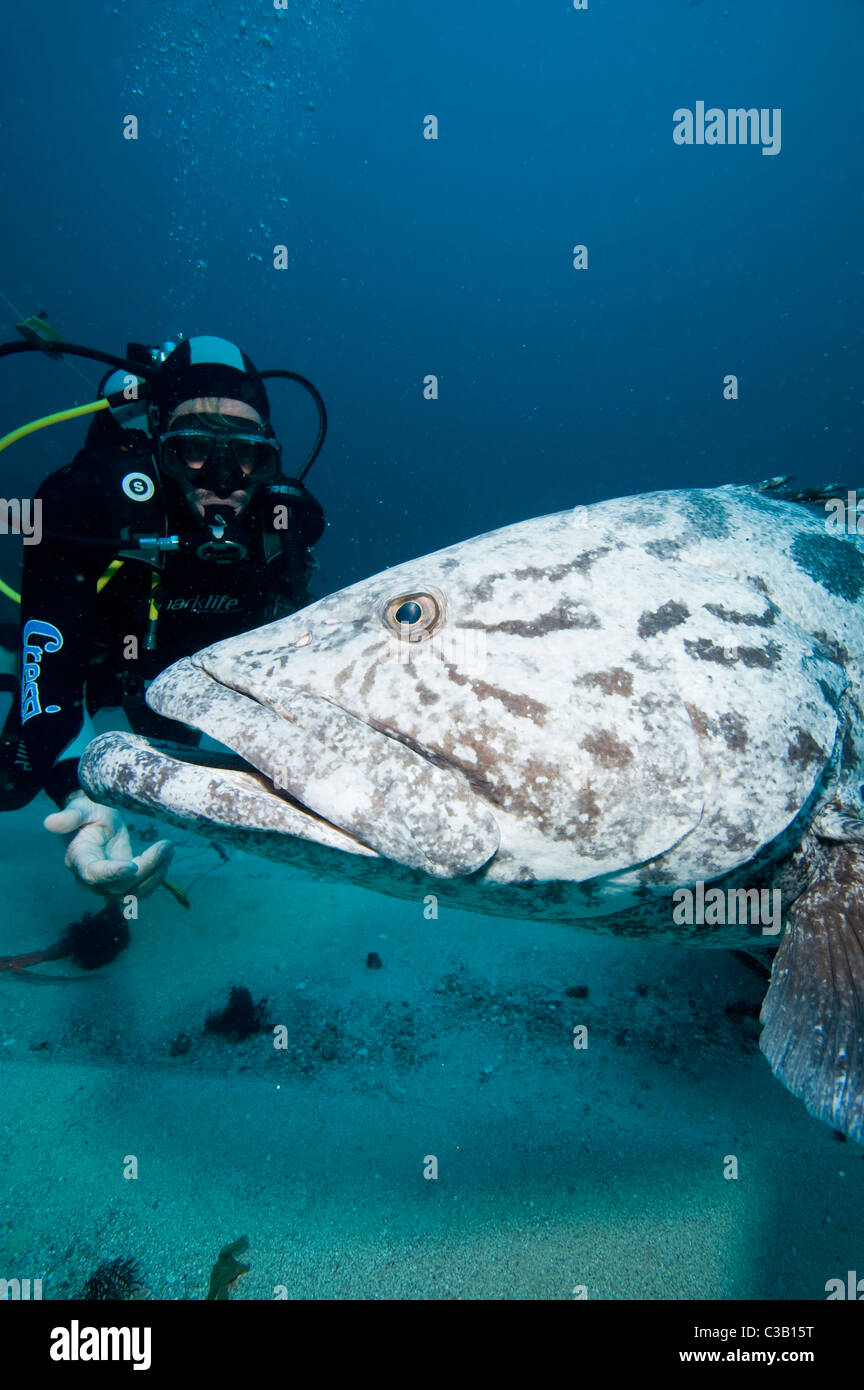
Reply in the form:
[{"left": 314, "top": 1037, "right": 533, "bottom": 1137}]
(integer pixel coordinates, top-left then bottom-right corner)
[{"left": 80, "top": 482, "right": 864, "bottom": 1143}]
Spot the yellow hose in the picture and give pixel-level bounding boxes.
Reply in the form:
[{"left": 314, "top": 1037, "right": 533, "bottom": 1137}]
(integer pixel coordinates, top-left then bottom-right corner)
[{"left": 0, "top": 398, "right": 109, "bottom": 454}]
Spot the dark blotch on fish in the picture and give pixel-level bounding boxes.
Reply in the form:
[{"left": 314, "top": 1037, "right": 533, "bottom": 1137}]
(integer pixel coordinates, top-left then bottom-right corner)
[
  {"left": 644, "top": 537, "right": 687, "bottom": 560},
  {"left": 684, "top": 637, "right": 781, "bottom": 669},
  {"left": 444, "top": 662, "right": 549, "bottom": 723},
  {"left": 686, "top": 703, "right": 747, "bottom": 752},
  {"left": 512, "top": 550, "right": 610, "bottom": 581},
  {"left": 481, "top": 601, "right": 601, "bottom": 637},
  {"left": 638, "top": 600, "right": 689, "bottom": 638},
  {"left": 679, "top": 492, "right": 732, "bottom": 538},
  {"left": 581, "top": 730, "right": 633, "bottom": 768},
  {"left": 579, "top": 667, "right": 634, "bottom": 697},
  {"left": 813, "top": 630, "right": 851, "bottom": 667},
  {"left": 704, "top": 602, "right": 776, "bottom": 627},
  {"left": 790, "top": 532, "right": 864, "bottom": 602},
  {"left": 787, "top": 729, "right": 824, "bottom": 768},
  {"left": 718, "top": 712, "right": 748, "bottom": 752}
]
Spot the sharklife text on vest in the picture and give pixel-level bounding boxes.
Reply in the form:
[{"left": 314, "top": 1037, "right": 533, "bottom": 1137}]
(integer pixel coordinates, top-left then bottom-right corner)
[{"left": 165, "top": 593, "right": 240, "bottom": 613}]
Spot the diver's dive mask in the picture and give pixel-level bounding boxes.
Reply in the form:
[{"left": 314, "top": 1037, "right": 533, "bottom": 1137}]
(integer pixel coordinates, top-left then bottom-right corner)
[
  {"left": 159, "top": 412, "right": 281, "bottom": 495},
  {"left": 159, "top": 413, "right": 281, "bottom": 563}
]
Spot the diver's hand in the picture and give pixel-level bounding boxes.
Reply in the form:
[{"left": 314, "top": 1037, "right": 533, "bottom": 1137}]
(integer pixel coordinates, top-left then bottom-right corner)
[{"left": 44, "top": 791, "right": 174, "bottom": 900}]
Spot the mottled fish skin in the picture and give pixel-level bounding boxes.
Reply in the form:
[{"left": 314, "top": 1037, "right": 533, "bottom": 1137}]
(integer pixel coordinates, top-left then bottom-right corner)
[{"left": 80, "top": 484, "right": 864, "bottom": 942}]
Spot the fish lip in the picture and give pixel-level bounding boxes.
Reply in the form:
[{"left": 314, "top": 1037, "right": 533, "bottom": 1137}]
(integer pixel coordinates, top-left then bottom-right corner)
[
  {"left": 148, "top": 656, "right": 501, "bottom": 878},
  {"left": 78, "top": 728, "right": 380, "bottom": 859},
  {"left": 131, "top": 700, "right": 383, "bottom": 856},
  {"left": 153, "top": 736, "right": 379, "bottom": 852}
]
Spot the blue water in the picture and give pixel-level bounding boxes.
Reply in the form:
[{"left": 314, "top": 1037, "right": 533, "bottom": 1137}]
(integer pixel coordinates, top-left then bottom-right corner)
[
  {"left": 0, "top": 0, "right": 862, "bottom": 1305},
  {"left": 2, "top": 0, "right": 861, "bottom": 595}
]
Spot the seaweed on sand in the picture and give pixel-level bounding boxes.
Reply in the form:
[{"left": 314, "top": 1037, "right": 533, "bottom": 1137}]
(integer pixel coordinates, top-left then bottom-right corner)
[
  {"left": 79, "top": 1255, "right": 146, "bottom": 1300},
  {"left": 206, "top": 1236, "right": 251, "bottom": 1300},
  {"left": 204, "top": 985, "right": 269, "bottom": 1042}
]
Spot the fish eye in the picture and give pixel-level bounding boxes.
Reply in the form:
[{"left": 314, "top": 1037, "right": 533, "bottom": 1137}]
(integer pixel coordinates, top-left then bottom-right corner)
[{"left": 383, "top": 590, "right": 444, "bottom": 641}]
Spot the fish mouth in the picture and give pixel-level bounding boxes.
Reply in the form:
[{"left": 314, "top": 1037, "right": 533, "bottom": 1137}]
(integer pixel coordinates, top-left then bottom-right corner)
[{"left": 79, "top": 656, "right": 500, "bottom": 879}]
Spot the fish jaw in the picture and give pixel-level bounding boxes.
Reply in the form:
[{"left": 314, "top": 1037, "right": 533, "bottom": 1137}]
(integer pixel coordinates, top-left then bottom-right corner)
[
  {"left": 78, "top": 729, "right": 380, "bottom": 859},
  {"left": 83, "top": 656, "right": 500, "bottom": 880}
]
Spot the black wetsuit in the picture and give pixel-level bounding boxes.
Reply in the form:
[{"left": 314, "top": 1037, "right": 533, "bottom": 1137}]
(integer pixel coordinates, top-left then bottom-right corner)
[{"left": 0, "top": 415, "right": 324, "bottom": 809}]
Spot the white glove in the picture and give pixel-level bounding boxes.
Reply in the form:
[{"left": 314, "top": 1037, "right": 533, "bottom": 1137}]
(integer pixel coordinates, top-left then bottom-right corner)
[{"left": 44, "top": 790, "right": 174, "bottom": 900}]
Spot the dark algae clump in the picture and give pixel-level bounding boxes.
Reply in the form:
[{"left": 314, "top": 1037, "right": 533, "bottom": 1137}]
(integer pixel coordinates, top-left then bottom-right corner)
[
  {"left": 60, "top": 903, "right": 130, "bottom": 970},
  {"left": 0, "top": 902, "right": 130, "bottom": 980},
  {"left": 79, "top": 1256, "right": 145, "bottom": 1300},
  {"left": 204, "top": 985, "right": 269, "bottom": 1041}
]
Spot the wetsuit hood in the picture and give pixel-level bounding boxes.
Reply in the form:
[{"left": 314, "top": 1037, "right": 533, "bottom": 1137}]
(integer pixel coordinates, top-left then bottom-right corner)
[{"left": 152, "top": 336, "right": 271, "bottom": 429}]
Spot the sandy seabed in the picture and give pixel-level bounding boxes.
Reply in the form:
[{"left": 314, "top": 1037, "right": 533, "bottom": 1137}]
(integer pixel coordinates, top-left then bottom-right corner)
[{"left": 0, "top": 794, "right": 860, "bottom": 1302}]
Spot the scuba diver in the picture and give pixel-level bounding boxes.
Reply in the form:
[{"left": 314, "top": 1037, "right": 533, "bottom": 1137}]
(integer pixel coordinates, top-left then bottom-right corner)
[{"left": 0, "top": 331, "right": 327, "bottom": 919}]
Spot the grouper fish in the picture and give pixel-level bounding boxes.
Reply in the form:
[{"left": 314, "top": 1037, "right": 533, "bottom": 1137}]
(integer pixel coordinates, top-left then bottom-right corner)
[{"left": 79, "top": 482, "right": 864, "bottom": 1142}]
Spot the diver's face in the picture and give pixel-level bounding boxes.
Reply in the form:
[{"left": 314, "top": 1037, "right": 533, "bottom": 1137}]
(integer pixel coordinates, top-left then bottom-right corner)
[{"left": 166, "top": 397, "right": 264, "bottom": 517}]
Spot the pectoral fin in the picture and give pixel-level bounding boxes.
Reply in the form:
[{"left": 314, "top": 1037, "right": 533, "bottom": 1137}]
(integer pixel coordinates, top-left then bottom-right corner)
[{"left": 760, "top": 845, "right": 864, "bottom": 1142}]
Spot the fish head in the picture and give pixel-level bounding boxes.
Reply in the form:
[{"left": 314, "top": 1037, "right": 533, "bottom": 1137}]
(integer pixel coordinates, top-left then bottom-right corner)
[
  {"left": 80, "top": 499, "right": 841, "bottom": 895},
  {"left": 81, "top": 510, "right": 707, "bottom": 885}
]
